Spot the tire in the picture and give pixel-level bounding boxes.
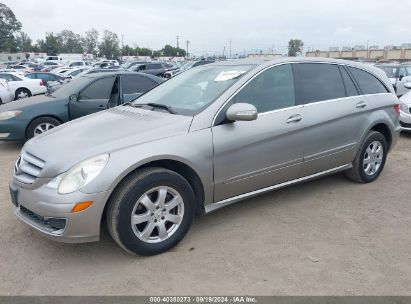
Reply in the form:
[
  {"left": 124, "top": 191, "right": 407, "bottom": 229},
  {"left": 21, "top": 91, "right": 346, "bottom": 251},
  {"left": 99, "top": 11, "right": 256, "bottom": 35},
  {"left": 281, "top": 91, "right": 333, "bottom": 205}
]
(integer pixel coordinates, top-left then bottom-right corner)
[
  {"left": 15, "top": 88, "right": 31, "bottom": 100},
  {"left": 26, "top": 117, "right": 61, "bottom": 139},
  {"left": 106, "top": 167, "right": 196, "bottom": 256},
  {"left": 345, "top": 131, "right": 388, "bottom": 183}
]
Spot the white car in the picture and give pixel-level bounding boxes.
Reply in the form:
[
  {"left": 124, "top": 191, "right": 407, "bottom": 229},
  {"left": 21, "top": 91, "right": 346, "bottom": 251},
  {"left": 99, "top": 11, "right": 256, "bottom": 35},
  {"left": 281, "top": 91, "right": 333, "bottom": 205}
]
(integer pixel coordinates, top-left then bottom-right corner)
[
  {"left": 0, "top": 72, "right": 47, "bottom": 100},
  {"left": 0, "top": 79, "right": 14, "bottom": 104},
  {"left": 399, "top": 83, "right": 411, "bottom": 132},
  {"left": 60, "top": 67, "right": 91, "bottom": 78},
  {"left": 68, "top": 61, "right": 89, "bottom": 67}
]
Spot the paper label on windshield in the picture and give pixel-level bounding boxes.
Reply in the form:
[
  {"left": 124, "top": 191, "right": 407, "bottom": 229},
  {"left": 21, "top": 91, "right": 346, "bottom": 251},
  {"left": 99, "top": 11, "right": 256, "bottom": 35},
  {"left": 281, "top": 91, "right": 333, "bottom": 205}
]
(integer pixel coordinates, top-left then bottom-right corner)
[{"left": 214, "top": 70, "right": 246, "bottom": 82}]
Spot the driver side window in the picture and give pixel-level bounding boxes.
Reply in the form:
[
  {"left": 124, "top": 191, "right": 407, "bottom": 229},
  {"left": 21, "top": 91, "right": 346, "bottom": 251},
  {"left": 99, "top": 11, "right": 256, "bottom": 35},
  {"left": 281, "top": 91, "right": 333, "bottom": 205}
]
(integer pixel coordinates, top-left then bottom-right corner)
[
  {"left": 232, "top": 64, "right": 295, "bottom": 113},
  {"left": 79, "top": 77, "right": 115, "bottom": 100}
]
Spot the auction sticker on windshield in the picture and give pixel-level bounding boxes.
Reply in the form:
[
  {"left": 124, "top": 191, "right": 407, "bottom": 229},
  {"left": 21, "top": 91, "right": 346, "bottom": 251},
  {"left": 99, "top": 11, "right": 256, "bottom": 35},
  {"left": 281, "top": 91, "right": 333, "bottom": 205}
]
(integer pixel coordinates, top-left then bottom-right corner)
[{"left": 214, "top": 70, "right": 246, "bottom": 82}]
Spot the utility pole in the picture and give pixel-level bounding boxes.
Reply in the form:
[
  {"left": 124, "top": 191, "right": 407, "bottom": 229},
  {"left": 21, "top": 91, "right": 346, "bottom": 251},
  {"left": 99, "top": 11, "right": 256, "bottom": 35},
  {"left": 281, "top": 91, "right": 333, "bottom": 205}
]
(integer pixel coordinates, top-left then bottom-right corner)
[
  {"left": 121, "top": 34, "right": 124, "bottom": 61},
  {"left": 229, "top": 40, "right": 232, "bottom": 59},
  {"left": 186, "top": 40, "right": 190, "bottom": 59},
  {"left": 176, "top": 35, "right": 180, "bottom": 49}
]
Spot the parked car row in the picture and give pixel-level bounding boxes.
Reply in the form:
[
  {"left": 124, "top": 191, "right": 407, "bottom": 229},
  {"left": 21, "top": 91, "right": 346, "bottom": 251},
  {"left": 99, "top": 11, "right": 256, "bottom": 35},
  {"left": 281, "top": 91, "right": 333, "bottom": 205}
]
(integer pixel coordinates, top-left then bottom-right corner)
[{"left": 0, "top": 71, "right": 163, "bottom": 140}]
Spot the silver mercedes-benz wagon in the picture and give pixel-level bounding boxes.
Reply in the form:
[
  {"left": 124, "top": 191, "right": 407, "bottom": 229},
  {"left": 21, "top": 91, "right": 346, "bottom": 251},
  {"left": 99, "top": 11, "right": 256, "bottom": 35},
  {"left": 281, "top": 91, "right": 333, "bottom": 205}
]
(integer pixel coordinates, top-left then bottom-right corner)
[{"left": 10, "top": 57, "right": 400, "bottom": 255}]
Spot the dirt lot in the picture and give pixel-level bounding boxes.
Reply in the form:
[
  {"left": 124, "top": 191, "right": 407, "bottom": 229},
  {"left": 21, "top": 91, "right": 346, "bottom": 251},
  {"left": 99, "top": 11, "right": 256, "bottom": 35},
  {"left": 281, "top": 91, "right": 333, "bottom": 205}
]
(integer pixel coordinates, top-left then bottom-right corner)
[{"left": 0, "top": 135, "right": 411, "bottom": 296}]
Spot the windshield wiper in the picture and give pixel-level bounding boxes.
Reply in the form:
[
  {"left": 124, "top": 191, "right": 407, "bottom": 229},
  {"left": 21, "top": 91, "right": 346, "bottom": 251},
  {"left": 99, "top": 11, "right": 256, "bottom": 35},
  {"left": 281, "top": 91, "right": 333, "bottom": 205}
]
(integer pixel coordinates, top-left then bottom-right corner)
[{"left": 127, "top": 102, "right": 176, "bottom": 114}]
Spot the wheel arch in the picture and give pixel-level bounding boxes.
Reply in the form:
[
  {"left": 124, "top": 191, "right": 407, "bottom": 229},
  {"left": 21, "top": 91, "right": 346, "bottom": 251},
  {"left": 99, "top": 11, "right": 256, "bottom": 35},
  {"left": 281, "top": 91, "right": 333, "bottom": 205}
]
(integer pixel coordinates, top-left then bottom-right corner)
[
  {"left": 25, "top": 115, "right": 64, "bottom": 139},
  {"left": 101, "top": 158, "right": 206, "bottom": 230},
  {"left": 369, "top": 122, "right": 393, "bottom": 150}
]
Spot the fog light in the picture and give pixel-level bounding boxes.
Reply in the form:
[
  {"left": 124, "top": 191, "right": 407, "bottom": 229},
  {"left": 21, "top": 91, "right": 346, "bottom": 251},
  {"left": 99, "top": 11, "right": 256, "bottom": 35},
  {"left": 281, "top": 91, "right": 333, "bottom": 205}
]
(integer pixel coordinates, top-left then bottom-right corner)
[
  {"left": 71, "top": 201, "right": 93, "bottom": 213},
  {"left": 0, "top": 133, "right": 10, "bottom": 138}
]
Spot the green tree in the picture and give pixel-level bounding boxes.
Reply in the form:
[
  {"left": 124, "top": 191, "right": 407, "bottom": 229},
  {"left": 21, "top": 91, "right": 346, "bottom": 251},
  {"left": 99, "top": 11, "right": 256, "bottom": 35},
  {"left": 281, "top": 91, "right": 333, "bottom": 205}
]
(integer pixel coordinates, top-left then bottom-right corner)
[
  {"left": 136, "top": 47, "right": 152, "bottom": 56},
  {"left": 99, "top": 30, "right": 120, "bottom": 59},
  {"left": 82, "top": 28, "right": 99, "bottom": 55},
  {"left": 0, "top": 2, "right": 22, "bottom": 52},
  {"left": 15, "top": 32, "right": 32, "bottom": 52},
  {"left": 37, "top": 32, "right": 61, "bottom": 55},
  {"left": 288, "top": 39, "right": 304, "bottom": 57},
  {"left": 57, "top": 30, "right": 83, "bottom": 53},
  {"left": 153, "top": 44, "right": 186, "bottom": 57}
]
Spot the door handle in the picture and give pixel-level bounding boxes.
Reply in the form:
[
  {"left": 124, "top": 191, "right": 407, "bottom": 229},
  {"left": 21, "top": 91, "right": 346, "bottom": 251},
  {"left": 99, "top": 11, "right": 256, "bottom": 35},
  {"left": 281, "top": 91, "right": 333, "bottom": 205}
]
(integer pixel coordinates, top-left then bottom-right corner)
[
  {"left": 98, "top": 105, "right": 106, "bottom": 109},
  {"left": 356, "top": 101, "right": 367, "bottom": 108},
  {"left": 286, "top": 114, "right": 302, "bottom": 124}
]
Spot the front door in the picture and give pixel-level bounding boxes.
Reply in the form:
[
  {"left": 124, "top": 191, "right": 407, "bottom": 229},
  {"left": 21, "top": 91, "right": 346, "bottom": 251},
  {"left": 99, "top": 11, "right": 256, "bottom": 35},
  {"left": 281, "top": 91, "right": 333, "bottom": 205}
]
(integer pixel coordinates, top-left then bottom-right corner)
[
  {"left": 212, "top": 64, "right": 305, "bottom": 202},
  {"left": 69, "top": 76, "right": 116, "bottom": 120}
]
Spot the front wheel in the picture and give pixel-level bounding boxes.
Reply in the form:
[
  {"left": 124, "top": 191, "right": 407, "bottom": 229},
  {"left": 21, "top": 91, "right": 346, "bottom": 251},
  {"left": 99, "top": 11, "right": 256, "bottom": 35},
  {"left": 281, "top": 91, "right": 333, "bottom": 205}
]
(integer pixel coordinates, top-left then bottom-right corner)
[
  {"left": 106, "top": 168, "right": 196, "bottom": 256},
  {"left": 26, "top": 117, "right": 61, "bottom": 139},
  {"left": 345, "top": 131, "right": 388, "bottom": 183}
]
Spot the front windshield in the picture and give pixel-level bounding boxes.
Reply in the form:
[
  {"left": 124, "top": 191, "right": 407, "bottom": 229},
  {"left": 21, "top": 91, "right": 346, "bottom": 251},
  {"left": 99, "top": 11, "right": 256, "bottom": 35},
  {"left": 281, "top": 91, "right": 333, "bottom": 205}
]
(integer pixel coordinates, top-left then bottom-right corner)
[
  {"left": 132, "top": 64, "right": 255, "bottom": 115},
  {"left": 51, "top": 76, "right": 91, "bottom": 97}
]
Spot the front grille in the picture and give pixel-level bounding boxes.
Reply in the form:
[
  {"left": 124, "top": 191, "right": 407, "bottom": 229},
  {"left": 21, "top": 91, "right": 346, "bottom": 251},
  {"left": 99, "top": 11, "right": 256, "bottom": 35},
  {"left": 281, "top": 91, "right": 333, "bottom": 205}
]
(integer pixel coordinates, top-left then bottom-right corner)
[
  {"left": 14, "top": 151, "right": 46, "bottom": 184},
  {"left": 19, "top": 205, "right": 66, "bottom": 233}
]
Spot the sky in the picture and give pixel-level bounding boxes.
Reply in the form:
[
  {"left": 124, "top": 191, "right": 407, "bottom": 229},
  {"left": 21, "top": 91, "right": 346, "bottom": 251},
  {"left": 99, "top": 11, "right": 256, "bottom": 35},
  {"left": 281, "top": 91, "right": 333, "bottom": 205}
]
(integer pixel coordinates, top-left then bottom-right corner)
[{"left": 2, "top": 0, "right": 411, "bottom": 56}]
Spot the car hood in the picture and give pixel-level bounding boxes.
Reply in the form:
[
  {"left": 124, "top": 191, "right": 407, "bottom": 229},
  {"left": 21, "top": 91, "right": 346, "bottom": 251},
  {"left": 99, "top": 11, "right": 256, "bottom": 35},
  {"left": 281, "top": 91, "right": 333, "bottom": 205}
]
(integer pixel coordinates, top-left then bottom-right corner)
[
  {"left": 23, "top": 106, "right": 193, "bottom": 177},
  {"left": 0, "top": 95, "right": 61, "bottom": 111}
]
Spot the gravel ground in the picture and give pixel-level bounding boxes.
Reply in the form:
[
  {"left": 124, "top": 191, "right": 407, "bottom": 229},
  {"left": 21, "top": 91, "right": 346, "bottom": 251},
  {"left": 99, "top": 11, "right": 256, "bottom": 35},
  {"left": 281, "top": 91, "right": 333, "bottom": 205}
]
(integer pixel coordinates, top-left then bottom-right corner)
[{"left": 0, "top": 135, "right": 410, "bottom": 296}]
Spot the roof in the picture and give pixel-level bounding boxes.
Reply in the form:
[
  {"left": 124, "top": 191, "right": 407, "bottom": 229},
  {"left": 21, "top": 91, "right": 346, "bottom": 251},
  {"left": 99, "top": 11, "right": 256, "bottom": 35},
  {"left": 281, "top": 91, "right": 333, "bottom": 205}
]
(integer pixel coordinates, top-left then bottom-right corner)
[{"left": 80, "top": 71, "right": 163, "bottom": 82}]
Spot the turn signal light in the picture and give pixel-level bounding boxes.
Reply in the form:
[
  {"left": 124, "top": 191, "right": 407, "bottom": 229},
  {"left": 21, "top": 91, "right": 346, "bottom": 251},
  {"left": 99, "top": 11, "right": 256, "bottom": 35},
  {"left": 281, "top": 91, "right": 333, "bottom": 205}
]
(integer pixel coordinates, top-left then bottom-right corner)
[{"left": 71, "top": 201, "right": 93, "bottom": 213}]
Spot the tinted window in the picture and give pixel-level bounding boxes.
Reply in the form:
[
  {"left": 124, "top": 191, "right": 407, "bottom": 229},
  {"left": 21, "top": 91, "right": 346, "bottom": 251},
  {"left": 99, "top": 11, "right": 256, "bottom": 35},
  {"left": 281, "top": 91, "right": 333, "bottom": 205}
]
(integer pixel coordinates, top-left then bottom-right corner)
[
  {"left": 147, "top": 64, "right": 162, "bottom": 69},
  {"left": 122, "top": 75, "right": 157, "bottom": 94},
  {"left": 293, "top": 63, "right": 346, "bottom": 105},
  {"left": 232, "top": 64, "right": 295, "bottom": 113},
  {"left": 348, "top": 67, "right": 388, "bottom": 94},
  {"left": 79, "top": 77, "right": 115, "bottom": 100},
  {"left": 339, "top": 66, "right": 359, "bottom": 97},
  {"left": 37, "top": 74, "right": 51, "bottom": 81},
  {"left": 0, "top": 74, "right": 17, "bottom": 81}
]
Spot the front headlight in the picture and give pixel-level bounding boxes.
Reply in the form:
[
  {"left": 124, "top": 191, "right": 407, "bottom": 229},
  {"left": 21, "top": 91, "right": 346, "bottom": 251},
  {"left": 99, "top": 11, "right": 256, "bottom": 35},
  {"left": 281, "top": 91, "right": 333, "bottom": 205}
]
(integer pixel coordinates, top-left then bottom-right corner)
[
  {"left": 0, "top": 111, "right": 22, "bottom": 121},
  {"left": 47, "top": 154, "right": 109, "bottom": 194}
]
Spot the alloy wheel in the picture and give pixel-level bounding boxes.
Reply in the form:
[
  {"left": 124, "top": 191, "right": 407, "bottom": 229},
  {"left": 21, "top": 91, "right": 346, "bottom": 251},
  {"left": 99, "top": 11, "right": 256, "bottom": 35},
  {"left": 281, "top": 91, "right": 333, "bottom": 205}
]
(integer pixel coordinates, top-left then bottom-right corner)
[
  {"left": 363, "top": 141, "right": 383, "bottom": 176},
  {"left": 34, "top": 123, "right": 56, "bottom": 136},
  {"left": 131, "top": 186, "right": 184, "bottom": 243}
]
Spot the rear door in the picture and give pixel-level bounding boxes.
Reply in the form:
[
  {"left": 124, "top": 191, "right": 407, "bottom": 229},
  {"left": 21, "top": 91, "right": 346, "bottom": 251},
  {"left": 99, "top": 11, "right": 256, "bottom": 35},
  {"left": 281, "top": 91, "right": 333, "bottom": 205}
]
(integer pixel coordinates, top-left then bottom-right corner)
[
  {"left": 293, "top": 63, "right": 365, "bottom": 176},
  {"left": 68, "top": 76, "right": 116, "bottom": 120}
]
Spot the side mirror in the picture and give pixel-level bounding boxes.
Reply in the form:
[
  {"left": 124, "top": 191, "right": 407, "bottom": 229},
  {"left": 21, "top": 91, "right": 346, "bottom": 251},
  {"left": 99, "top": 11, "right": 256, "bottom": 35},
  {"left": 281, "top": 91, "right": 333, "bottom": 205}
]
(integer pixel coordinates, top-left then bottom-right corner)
[
  {"left": 226, "top": 103, "right": 258, "bottom": 122},
  {"left": 69, "top": 94, "right": 78, "bottom": 102},
  {"left": 405, "top": 82, "right": 411, "bottom": 89}
]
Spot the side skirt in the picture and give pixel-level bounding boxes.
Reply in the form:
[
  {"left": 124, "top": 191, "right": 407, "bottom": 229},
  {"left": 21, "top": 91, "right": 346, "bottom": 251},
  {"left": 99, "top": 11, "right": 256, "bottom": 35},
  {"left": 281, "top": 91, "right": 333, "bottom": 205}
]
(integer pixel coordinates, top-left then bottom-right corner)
[{"left": 205, "top": 164, "right": 352, "bottom": 214}]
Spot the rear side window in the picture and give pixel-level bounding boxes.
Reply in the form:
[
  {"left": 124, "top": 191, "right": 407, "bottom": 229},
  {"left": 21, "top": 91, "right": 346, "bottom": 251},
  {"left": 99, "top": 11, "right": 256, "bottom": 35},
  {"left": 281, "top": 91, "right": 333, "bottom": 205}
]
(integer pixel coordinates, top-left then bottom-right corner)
[
  {"left": 348, "top": 67, "right": 389, "bottom": 95},
  {"left": 147, "top": 64, "right": 162, "bottom": 69},
  {"left": 79, "top": 77, "right": 115, "bottom": 100},
  {"left": 339, "top": 66, "right": 359, "bottom": 97},
  {"left": 293, "top": 63, "right": 346, "bottom": 105},
  {"left": 122, "top": 75, "right": 157, "bottom": 94}
]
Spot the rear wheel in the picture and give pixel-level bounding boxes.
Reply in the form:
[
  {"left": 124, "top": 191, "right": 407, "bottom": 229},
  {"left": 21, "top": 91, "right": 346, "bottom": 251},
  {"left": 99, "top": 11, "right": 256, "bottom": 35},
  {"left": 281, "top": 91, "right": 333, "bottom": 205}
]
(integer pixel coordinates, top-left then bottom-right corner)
[
  {"left": 107, "top": 168, "right": 196, "bottom": 256},
  {"left": 345, "top": 131, "right": 387, "bottom": 183},
  {"left": 26, "top": 117, "right": 61, "bottom": 139},
  {"left": 15, "top": 88, "right": 31, "bottom": 100}
]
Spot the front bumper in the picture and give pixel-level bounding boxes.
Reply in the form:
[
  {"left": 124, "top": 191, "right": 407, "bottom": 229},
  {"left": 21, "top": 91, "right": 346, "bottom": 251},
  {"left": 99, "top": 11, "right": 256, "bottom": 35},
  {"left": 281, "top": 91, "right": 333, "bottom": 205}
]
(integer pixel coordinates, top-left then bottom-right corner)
[
  {"left": 10, "top": 180, "right": 111, "bottom": 243},
  {"left": 0, "top": 118, "right": 29, "bottom": 141}
]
